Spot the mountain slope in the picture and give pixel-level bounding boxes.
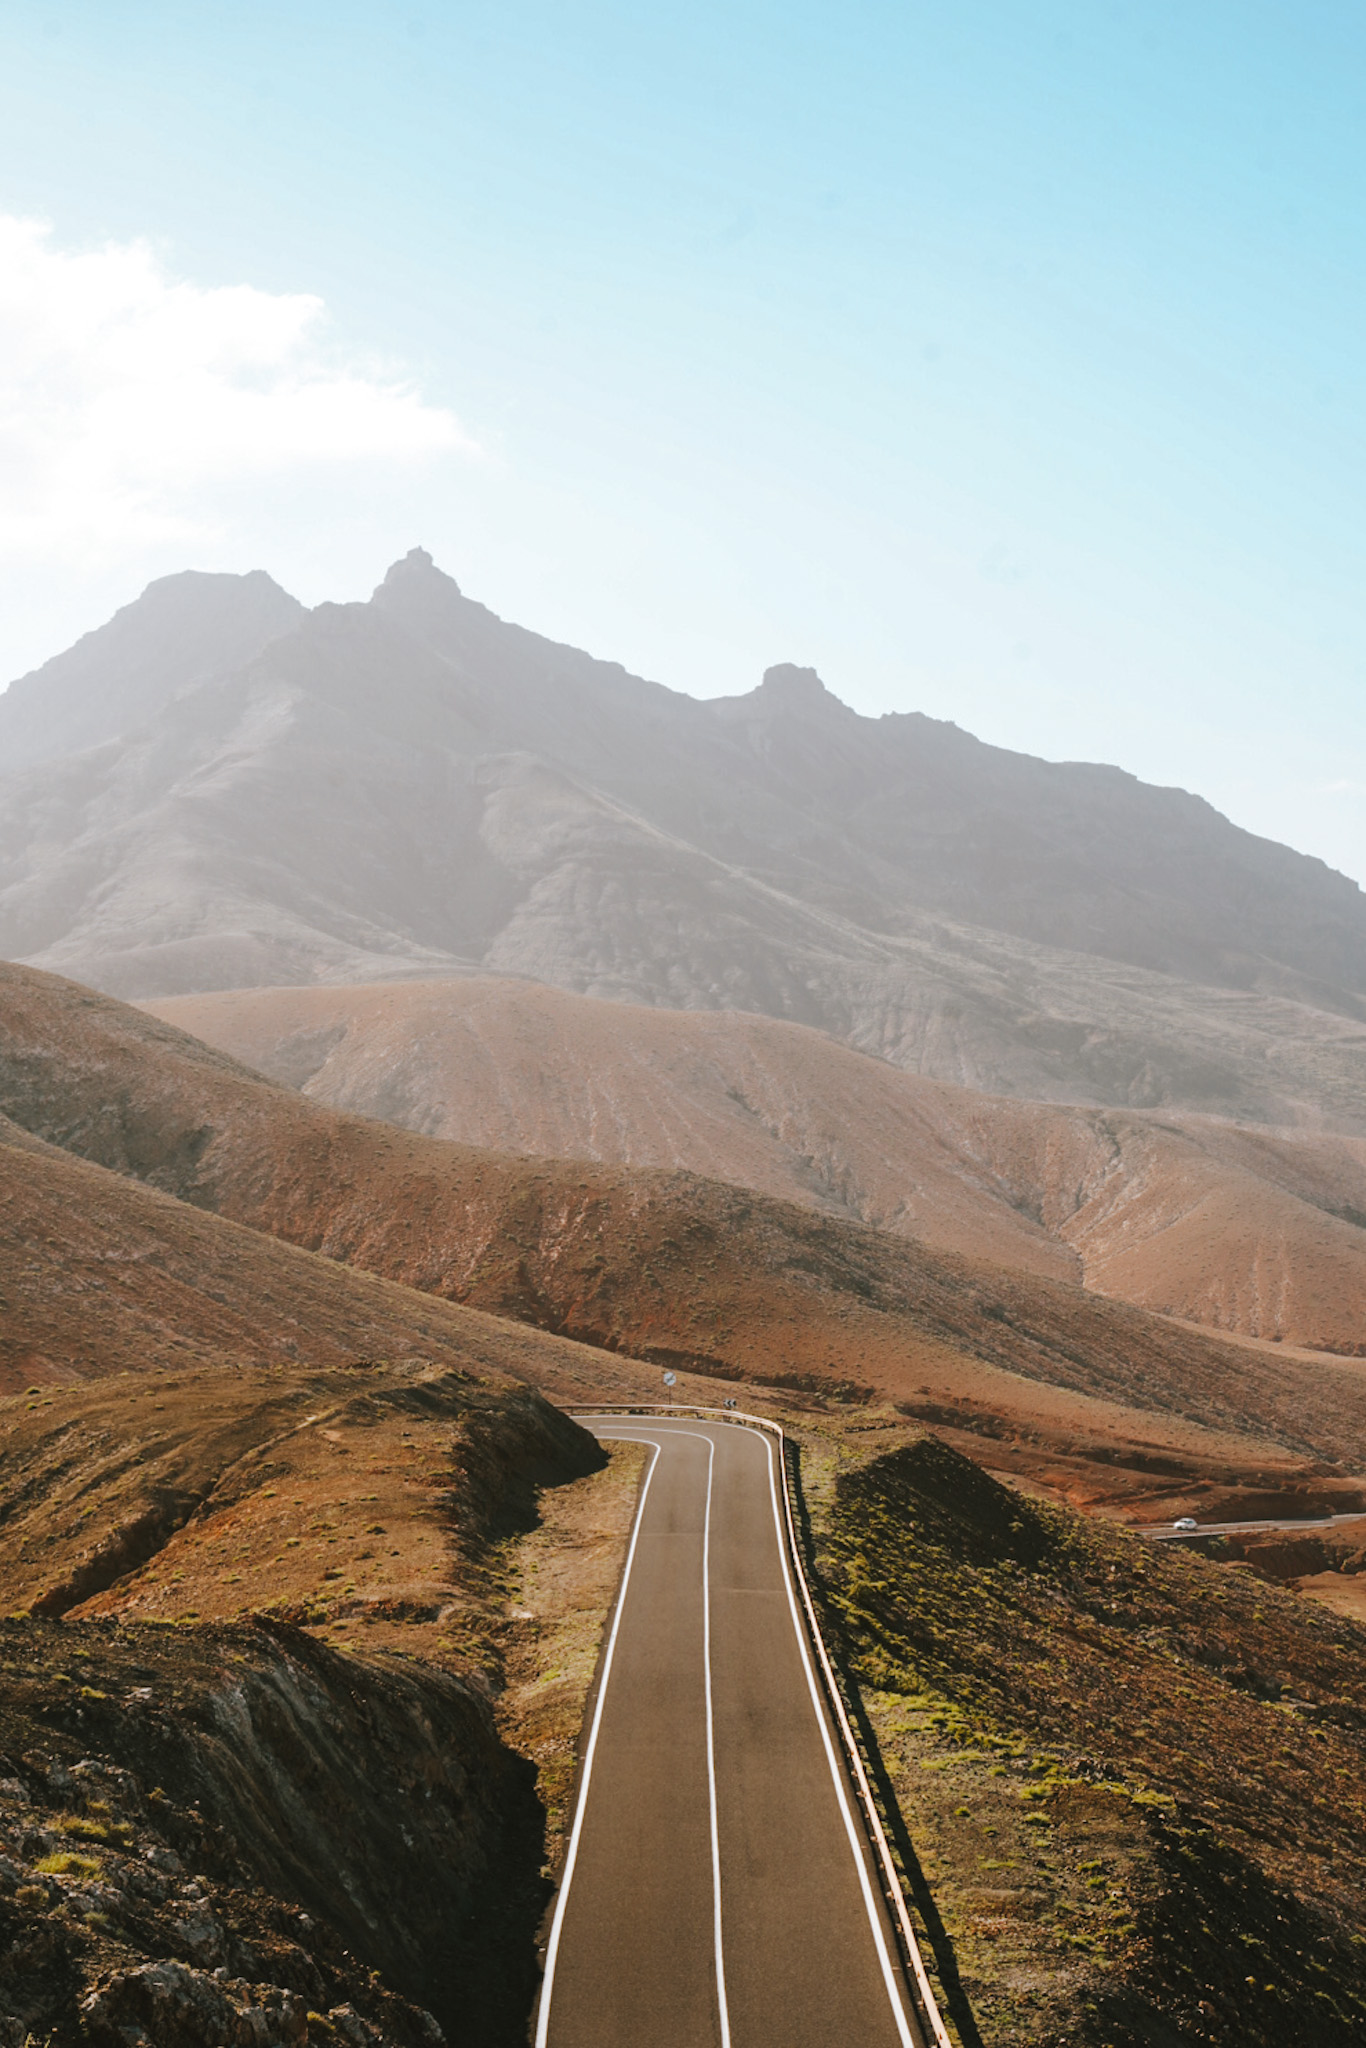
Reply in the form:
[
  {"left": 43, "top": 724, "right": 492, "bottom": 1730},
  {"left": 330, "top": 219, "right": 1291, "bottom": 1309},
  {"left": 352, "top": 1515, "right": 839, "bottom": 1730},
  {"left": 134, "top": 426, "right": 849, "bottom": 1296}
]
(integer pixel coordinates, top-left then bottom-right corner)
[
  {"left": 2, "top": 551, "right": 1364, "bottom": 1123},
  {"left": 0, "top": 567, "right": 304, "bottom": 769},
  {"left": 367, "top": 554, "right": 1366, "bottom": 999},
  {"left": 0, "top": 1106, "right": 620, "bottom": 1397},
  {"left": 4, "top": 960, "right": 1366, "bottom": 1497},
  {"left": 148, "top": 974, "right": 1366, "bottom": 1355}
]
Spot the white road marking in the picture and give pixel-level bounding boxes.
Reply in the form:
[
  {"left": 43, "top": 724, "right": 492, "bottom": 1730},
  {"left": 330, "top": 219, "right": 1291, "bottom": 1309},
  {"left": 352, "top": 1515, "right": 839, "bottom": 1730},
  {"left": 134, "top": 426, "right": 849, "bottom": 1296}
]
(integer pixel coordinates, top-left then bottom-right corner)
[
  {"left": 552, "top": 1417, "right": 917, "bottom": 2047},
  {"left": 533, "top": 1434, "right": 661, "bottom": 2048},
  {"left": 573, "top": 1404, "right": 945, "bottom": 2048},
  {"left": 755, "top": 1426, "right": 917, "bottom": 2047},
  {"left": 542, "top": 1428, "right": 732, "bottom": 2048},
  {"left": 698, "top": 1431, "right": 734, "bottom": 2048}
]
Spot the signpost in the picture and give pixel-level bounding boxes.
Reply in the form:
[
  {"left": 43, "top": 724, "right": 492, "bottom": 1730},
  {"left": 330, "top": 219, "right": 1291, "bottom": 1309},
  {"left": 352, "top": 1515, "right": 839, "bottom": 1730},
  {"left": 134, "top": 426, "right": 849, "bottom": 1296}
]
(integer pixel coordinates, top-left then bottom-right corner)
[{"left": 663, "top": 1369, "right": 677, "bottom": 1407}]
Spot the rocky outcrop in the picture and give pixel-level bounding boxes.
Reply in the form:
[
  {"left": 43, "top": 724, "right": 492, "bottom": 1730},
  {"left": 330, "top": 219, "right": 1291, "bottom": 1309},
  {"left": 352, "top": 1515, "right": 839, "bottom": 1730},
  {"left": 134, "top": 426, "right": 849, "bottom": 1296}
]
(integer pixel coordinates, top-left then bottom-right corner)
[{"left": 0, "top": 1617, "right": 546, "bottom": 2047}]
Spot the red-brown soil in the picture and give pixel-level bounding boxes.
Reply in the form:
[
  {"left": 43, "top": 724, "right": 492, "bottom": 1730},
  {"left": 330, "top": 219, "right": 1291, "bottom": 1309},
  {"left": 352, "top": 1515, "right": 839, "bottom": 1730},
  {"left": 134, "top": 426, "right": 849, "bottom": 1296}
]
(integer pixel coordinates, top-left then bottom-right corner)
[
  {"left": 0, "top": 1359, "right": 594, "bottom": 1646},
  {"left": 5, "top": 964, "right": 1365, "bottom": 1515},
  {"left": 0, "top": 1109, "right": 624, "bottom": 1400},
  {"left": 149, "top": 976, "right": 1366, "bottom": 1354}
]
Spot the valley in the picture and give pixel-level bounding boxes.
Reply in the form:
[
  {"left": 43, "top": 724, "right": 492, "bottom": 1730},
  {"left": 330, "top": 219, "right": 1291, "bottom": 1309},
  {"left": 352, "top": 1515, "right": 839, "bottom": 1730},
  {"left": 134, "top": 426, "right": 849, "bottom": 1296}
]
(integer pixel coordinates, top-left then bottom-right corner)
[{"left": 0, "top": 558, "right": 1364, "bottom": 2044}]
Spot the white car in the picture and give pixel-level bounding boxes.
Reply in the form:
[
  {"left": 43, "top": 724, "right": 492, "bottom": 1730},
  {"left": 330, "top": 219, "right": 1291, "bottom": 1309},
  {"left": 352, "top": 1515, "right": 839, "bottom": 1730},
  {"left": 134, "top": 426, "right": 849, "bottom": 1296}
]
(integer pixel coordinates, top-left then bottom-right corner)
[{"left": 1173, "top": 1516, "right": 1199, "bottom": 1532}]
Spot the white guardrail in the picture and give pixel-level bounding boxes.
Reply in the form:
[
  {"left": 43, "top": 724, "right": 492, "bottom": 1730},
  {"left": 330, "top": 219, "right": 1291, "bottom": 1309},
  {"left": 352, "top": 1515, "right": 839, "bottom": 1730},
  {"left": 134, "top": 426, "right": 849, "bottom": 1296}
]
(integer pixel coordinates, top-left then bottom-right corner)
[{"left": 570, "top": 1403, "right": 955, "bottom": 2048}]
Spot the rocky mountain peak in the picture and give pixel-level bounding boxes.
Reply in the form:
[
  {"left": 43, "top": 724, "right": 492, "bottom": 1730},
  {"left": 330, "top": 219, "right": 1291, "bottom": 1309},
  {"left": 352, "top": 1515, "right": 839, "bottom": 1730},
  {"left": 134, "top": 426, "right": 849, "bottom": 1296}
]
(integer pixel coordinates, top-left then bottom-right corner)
[
  {"left": 0, "top": 568, "right": 305, "bottom": 772},
  {"left": 756, "top": 662, "right": 844, "bottom": 712},
  {"left": 375, "top": 547, "right": 462, "bottom": 600}
]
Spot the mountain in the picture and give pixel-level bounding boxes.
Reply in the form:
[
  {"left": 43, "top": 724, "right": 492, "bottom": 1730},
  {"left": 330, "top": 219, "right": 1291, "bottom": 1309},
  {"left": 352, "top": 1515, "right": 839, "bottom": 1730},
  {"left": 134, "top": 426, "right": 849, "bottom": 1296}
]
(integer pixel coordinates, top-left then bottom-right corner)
[
  {"left": 3, "top": 549, "right": 1365, "bottom": 1124},
  {"left": 0, "top": 567, "right": 304, "bottom": 770},
  {"left": 147, "top": 973, "right": 1366, "bottom": 1356},
  {"left": 6, "top": 960, "right": 1366, "bottom": 1510}
]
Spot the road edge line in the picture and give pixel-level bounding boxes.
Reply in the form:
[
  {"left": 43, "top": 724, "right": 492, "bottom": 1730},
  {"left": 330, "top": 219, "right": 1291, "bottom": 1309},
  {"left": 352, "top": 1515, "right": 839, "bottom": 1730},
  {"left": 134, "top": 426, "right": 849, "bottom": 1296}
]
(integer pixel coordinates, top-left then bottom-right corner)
[
  {"left": 532, "top": 1434, "right": 663, "bottom": 2048},
  {"left": 570, "top": 1403, "right": 956, "bottom": 2048},
  {"left": 758, "top": 1426, "right": 916, "bottom": 2045}
]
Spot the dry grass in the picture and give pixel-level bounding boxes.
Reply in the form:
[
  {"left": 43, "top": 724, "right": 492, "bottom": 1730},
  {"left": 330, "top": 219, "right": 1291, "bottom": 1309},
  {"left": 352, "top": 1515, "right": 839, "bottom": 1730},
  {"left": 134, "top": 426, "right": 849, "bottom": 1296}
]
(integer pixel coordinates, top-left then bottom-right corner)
[
  {"left": 0, "top": 1361, "right": 599, "bottom": 1666},
  {"left": 493, "top": 1441, "right": 650, "bottom": 1871}
]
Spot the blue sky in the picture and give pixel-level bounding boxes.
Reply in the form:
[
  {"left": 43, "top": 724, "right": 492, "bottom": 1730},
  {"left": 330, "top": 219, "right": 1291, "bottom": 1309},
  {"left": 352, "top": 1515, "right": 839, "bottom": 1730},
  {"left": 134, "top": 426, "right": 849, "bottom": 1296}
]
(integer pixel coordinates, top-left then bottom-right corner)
[{"left": 1, "top": 1, "right": 1363, "bottom": 880}]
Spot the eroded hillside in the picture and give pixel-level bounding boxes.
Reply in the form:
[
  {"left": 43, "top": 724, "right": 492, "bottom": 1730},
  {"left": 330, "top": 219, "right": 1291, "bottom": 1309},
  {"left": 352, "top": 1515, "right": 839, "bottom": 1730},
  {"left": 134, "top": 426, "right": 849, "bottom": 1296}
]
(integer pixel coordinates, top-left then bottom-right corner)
[
  {"left": 0, "top": 1347, "right": 619, "bottom": 2045},
  {"left": 5, "top": 964, "right": 1365, "bottom": 1506},
  {"left": 0, "top": 1618, "right": 539, "bottom": 2047},
  {"left": 802, "top": 1427, "right": 1366, "bottom": 2047},
  {"left": 149, "top": 974, "right": 1366, "bottom": 1353},
  {"left": 5, "top": 550, "right": 1366, "bottom": 1123}
]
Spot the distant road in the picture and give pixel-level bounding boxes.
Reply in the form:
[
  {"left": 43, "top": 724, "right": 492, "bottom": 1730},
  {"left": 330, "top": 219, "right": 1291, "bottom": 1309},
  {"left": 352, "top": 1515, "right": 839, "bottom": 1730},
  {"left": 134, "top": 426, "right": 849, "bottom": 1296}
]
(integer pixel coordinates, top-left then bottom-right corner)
[
  {"left": 1140, "top": 1512, "right": 1366, "bottom": 1540},
  {"left": 535, "top": 1416, "right": 924, "bottom": 2048}
]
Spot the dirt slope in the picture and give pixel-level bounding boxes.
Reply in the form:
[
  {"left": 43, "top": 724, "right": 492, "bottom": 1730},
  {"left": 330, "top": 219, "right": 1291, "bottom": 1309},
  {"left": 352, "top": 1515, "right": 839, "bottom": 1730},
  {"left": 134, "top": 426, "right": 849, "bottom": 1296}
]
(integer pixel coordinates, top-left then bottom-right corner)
[
  {"left": 0, "top": 1109, "right": 633, "bottom": 1401},
  {"left": 148, "top": 975, "right": 1366, "bottom": 1353},
  {"left": 5, "top": 963, "right": 1365, "bottom": 1490},
  {"left": 806, "top": 1427, "right": 1366, "bottom": 2046},
  {"left": 0, "top": 1344, "right": 605, "bottom": 2048}
]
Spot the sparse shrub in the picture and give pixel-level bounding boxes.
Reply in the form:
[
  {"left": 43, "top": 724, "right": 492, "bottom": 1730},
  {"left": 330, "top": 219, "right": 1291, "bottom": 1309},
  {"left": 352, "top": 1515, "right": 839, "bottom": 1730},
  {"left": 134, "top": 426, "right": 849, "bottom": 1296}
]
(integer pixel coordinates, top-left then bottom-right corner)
[{"left": 36, "top": 1853, "right": 100, "bottom": 1879}]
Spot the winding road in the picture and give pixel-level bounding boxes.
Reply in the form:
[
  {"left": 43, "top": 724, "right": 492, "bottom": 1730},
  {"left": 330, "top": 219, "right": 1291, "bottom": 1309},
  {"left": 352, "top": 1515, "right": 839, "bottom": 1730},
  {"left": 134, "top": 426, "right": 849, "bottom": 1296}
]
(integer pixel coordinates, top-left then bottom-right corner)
[{"left": 534, "top": 1415, "right": 926, "bottom": 2048}]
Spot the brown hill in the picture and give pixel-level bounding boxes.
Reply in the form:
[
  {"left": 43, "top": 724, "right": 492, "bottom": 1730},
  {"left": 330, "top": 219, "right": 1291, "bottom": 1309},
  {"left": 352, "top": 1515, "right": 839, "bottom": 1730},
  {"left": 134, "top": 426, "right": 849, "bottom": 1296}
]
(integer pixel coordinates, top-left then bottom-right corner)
[
  {"left": 148, "top": 975, "right": 1366, "bottom": 1355},
  {"left": 0, "top": 1108, "right": 619, "bottom": 1400},
  {"left": 5, "top": 962, "right": 1365, "bottom": 1508},
  {"left": 0, "top": 1333, "right": 603, "bottom": 2047}
]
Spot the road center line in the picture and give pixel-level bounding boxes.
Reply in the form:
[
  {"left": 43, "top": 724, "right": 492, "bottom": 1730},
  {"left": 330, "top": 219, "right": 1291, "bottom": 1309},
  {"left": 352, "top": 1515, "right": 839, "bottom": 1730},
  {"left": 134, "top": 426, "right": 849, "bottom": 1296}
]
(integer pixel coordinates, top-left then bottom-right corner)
[
  {"left": 533, "top": 1433, "right": 662, "bottom": 2048},
  {"left": 579, "top": 1428, "right": 732, "bottom": 2048},
  {"left": 699, "top": 1431, "right": 734, "bottom": 2048}
]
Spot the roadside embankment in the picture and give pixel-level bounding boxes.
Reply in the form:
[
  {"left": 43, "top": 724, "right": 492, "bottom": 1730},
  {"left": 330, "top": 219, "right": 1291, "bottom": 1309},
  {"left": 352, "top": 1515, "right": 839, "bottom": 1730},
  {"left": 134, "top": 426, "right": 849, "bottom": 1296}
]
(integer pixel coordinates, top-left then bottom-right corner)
[
  {"left": 799, "top": 1428, "right": 1366, "bottom": 2048},
  {"left": 0, "top": 1616, "right": 536, "bottom": 2047},
  {"left": 0, "top": 1363, "right": 610, "bottom": 2046}
]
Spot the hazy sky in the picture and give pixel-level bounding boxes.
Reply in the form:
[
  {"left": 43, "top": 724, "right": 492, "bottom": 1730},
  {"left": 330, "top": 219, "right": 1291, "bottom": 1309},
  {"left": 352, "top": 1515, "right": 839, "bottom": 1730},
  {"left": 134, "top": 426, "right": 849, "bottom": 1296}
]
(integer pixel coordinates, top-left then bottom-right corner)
[{"left": 1, "top": 2, "right": 1363, "bottom": 881}]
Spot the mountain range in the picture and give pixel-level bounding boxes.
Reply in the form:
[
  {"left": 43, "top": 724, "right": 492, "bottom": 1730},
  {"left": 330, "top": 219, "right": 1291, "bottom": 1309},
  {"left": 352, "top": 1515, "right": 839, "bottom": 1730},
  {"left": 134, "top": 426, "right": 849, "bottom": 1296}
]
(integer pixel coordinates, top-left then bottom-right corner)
[
  {"left": 4, "top": 549, "right": 1365, "bottom": 1126},
  {"left": 3, "top": 556, "right": 1365, "bottom": 2048}
]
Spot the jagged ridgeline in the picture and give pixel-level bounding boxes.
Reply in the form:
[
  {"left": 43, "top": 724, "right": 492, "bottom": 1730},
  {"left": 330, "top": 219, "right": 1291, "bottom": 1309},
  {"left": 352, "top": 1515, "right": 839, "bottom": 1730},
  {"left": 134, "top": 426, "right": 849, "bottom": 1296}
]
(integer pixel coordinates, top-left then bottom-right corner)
[{"left": 2, "top": 550, "right": 1364, "bottom": 1127}]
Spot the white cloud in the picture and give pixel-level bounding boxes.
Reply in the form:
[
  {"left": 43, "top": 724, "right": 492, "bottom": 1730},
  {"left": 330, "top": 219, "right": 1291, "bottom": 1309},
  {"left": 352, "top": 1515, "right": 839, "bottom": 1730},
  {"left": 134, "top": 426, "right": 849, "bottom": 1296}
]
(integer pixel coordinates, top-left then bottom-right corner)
[{"left": 0, "top": 215, "right": 473, "bottom": 559}]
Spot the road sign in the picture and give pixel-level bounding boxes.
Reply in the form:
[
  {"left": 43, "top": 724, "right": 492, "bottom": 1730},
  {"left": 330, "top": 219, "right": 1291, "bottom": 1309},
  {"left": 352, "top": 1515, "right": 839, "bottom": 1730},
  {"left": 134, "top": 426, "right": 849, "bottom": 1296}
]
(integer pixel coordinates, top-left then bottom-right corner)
[{"left": 662, "top": 1371, "right": 677, "bottom": 1386}]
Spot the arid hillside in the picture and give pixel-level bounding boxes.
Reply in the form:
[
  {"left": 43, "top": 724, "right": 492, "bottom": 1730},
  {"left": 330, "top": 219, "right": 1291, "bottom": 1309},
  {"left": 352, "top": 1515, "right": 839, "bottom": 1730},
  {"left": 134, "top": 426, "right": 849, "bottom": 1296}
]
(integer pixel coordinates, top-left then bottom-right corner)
[
  {"left": 0, "top": 1353, "right": 611, "bottom": 2047},
  {"left": 5, "top": 551, "right": 1366, "bottom": 1126},
  {"left": 5, "top": 963, "right": 1366, "bottom": 1513},
  {"left": 803, "top": 1426, "right": 1366, "bottom": 2047},
  {"left": 0, "top": 952, "right": 1363, "bottom": 2043},
  {"left": 0, "top": 1077, "right": 636, "bottom": 2042},
  {"left": 0, "top": 568, "right": 303, "bottom": 771},
  {"left": 0, "top": 1106, "right": 631, "bottom": 1400},
  {"left": 150, "top": 975, "right": 1366, "bottom": 1355}
]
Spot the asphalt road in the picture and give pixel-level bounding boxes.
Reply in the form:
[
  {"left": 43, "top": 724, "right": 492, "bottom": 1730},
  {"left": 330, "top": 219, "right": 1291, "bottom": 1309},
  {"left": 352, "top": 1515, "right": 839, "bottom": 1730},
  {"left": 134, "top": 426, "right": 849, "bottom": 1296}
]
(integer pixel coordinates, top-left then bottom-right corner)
[
  {"left": 535, "top": 1416, "right": 923, "bottom": 2048},
  {"left": 1141, "top": 1512, "right": 1366, "bottom": 1540}
]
